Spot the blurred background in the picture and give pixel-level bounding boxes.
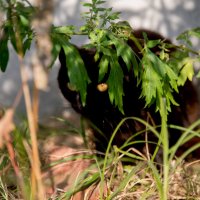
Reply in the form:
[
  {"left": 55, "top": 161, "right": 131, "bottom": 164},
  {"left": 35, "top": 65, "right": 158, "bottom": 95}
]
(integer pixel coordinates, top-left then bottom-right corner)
[{"left": 0, "top": 0, "right": 200, "bottom": 123}]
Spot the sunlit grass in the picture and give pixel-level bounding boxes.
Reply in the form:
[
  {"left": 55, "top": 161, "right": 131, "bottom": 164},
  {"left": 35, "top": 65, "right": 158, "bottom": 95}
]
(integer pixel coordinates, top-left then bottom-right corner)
[{"left": 0, "top": 116, "right": 200, "bottom": 199}]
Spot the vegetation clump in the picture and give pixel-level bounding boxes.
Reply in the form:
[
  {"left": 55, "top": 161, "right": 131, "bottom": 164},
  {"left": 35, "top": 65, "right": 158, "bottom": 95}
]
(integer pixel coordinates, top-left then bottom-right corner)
[{"left": 0, "top": 0, "right": 200, "bottom": 199}]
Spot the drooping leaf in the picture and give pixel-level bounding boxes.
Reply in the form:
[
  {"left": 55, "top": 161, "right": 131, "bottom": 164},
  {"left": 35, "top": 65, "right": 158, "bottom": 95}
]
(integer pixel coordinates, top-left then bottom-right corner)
[
  {"left": 141, "top": 48, "right": 179, "bottom": 113},
  {"left": 23, "top": 36, "right": 33, "bottom": 54},
  {"left": 163, "top": 82, "right": 179, "bottom": 112},
  {"left": 146, "top": 49, "right": 178, "bottom": 90},
  {"left": 48, "top": 44, "right": 61, "bottom": 68},
  {"left": 141, "top": 55, "right": 163, "bottom": 107},
  {"left": 117, "top": 42, "right": 136, "bottom": 71},
  {"left": 108, "top": 33, "right": 138, "bottom": 71},
  {"left": 144, "top": 49, "right": 166, "bottom": 77},
  {"left": 5, "top": 25, "right": 17, "bottom": 53},
  {"left": 98, "top": 55, "right": 110, "bottom": 82},
  {"left": 50, "top": 26, "right": 74, "bottom": 47},
  {"left": 107, "top": 57, "right": 124, "bottom": 114},
  {"left": 165, "top": 65, "right": 178, "bottom": 92},
  {"left": 62, "top": 43, "right": 91, "bottom": 106},
  {"left": 99, "top": 46, "right": 113, "bottom": 56}
]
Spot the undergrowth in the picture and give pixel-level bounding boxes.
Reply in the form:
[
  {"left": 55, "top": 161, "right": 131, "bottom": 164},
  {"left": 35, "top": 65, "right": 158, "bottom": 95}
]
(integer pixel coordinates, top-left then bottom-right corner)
[
  {"left": 0, "top": 0, "right": 200, "bottom": 199},
  {"left": 1, "top": 117, "right": 200, "bottom": 199}
]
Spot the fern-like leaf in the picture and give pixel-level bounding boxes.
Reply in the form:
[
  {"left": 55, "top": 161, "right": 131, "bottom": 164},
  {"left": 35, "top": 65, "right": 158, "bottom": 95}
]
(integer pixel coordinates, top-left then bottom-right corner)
[{"left": 62, "top": 43, "right": 91, "bottom": 106}]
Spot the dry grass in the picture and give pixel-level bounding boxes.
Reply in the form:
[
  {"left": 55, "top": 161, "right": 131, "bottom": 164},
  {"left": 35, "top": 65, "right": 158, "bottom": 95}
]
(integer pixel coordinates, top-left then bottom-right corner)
[{"left": 1, "top": 119, "right": 200, "bottom": 200}]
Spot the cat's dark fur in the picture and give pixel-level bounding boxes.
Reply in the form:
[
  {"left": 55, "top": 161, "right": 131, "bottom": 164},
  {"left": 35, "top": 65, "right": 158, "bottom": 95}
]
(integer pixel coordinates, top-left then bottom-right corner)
[{"left": 58, "top": 29, "right": 200, "bottom": 155}]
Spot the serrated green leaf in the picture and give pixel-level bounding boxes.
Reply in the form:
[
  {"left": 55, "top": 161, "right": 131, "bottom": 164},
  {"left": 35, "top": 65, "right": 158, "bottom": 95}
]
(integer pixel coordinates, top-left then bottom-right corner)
[
  {"left": 6, "top": 26, "right": 17, "bottom": 52},
  {"left": 177, "top": 59, "right": 194, "bottom": 86},
  {"left": 80, "top": 25, "right": 88, "bottom": 32},
  {"left": 93, "top": 7, "right": 98, "bottom": 13},
  {"left": 62, "top": 43, "right": 91, "bottom": 106},
  {"left": 160, "top": 49, "right": 168, "bottom": 60},
  {"left": 165, "top": 66, "right": 178, "bottom": 92},
  {"left": 53, "top": 25, "right": 74, "bottom": 35},
  {"left": 107, "top": 57, "right": 124, "bottom": 113},
  {"left": 23, "top": 38, "right": 32, "bottom": 53},
  {"left": 147, "top": 39, "right": 161, "bottom": 48},
  {"left": 19, "top": 14, "right": 29, "bottom": 27},
  {"left": 141, "top": 48, "right": 179, "bottom": 113},
  {"left": 164, "top": 84, "right": 179, "bottom": 111},
  {"left": 89, "top": 32, "right": 98, "bottom": 42},
  {"left": 98, "top": 55, "right": 109, "bottom": 82},
  {"left": 108, "top": 33, "right": 137, "bottom": 71},
  {"left": 141, "top": 56, "right": 162, "bottom": 107},
  {"left": 0, "top": 36, "right": 9, "bottom": 72},
  {"left": 107, "top": 12, "right": 120, "bottom": 20},
  {"left": 96, "top": 1, "right": 106, "bottom": 5},
  {"left": 142, "top": 32, "right": 148, "bottom": 42},
  {"left": 145, "top": 49, "right": 166, "bottom": 77},
  {"left": 145, "top": 49, "right": 178, "bottom": 90},
  {"left": 94, "top": 52, "right": 100, "bottom": 62},
  {"left": 178, "top": 34, "right": 192, "bottom": 46},
  {"left": 115, "top": 41, "right": 133, "bottom": 70},
  {"left": 82, "top": 43, "right": 96, "bottom": 50},
  {"left": 82, "top": 3, "right": 93, "bottom": 7},
  {"left": 49, "top": 44, "right": 61, "bottom": 68},
  {"left": 121, "top": 45, "right": 138, "bottom": 71},
  {"left": 188, "top": 27, "right": 200, "bottom": 38},
  {"left": 96, "top": 8, "right": 106, "bottom": 12},
  {"left": 51, "top": 27, "right": 71, "bottom": 46},
  {"left": 96, "top": 29, "right": 107, "bottom": 42},
  {"left": 131, "top": 52, "right": 140, "bottom": 78},
  {"left": 99, "top": 46, "right": 113, "bottom": 56}
]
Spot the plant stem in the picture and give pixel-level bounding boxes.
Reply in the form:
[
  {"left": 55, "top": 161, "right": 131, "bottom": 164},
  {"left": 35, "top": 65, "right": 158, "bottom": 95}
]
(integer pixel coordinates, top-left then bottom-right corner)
[
  {"left": 11, "top": 6, "right": 45, "bottom": 199},
  {"left": 33, "top": 82, "right": 39, "bottom": 131},
  {"left": 160, "top": 97, "right": 169, "bottom": 200},
  {"left": 129, "top": 35, "right": 143, "bottom": 52},
  {"left": 18, "top": 56, "right": 45, "bottom": 199}
]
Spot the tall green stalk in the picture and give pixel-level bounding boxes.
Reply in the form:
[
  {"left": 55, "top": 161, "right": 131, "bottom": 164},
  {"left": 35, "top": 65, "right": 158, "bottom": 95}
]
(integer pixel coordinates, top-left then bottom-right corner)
[{"left": 160, "top": 97, "right": 169, "bottom": 200}]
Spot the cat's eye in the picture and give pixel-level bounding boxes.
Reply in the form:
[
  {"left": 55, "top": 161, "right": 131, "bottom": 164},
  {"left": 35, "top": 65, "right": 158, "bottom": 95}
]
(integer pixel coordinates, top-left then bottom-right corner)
[{"left": 97, "top": 83, "right": 108, "bottom": 92}]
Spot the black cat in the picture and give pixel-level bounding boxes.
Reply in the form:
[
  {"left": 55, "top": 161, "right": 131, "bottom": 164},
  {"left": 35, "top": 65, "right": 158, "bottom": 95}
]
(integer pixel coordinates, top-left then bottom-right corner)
[{"left": 58, "top": 29, "right": 200, "bottom": 155}]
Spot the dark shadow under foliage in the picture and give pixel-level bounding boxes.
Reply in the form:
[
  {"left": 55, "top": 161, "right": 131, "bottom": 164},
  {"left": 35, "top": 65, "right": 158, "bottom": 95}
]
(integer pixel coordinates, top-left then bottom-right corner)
[{"left": 57, "top": 29, "right": 200, "bottom": 157}]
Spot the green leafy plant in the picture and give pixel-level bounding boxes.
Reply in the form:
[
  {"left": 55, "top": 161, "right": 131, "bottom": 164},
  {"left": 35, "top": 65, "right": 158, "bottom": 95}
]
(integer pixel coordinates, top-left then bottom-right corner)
[
  {"left": 1, "top": 0, "right": 200, "bottom": 199},
  {"left": 1, "top": 0, "right": 200, "bottom": 116},
  {"left": 0, "top": 0, "right": 34, "bottom": 71},
  {"left": 50, "top": 1, "right": 200, "bottom": 117}
]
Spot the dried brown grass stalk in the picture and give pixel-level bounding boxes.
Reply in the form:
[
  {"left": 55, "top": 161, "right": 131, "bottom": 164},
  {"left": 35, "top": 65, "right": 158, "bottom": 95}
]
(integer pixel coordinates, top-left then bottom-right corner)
[
  {"left": 0, "top": 89, "right": 26, "bottom": 198},
  {"left": 11, "top": 5, "right": 46, "bottom": 200},
  {"left": 15, "top": 0, "right": 54, "bottom": 197},
  {"left": 19, "top": 58, "right": 45, "bottom": 199}
]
